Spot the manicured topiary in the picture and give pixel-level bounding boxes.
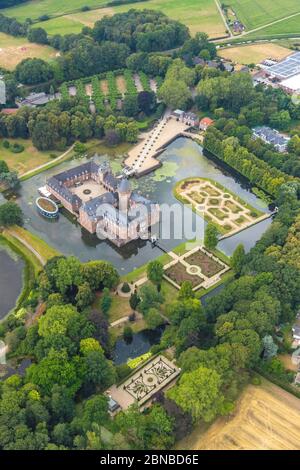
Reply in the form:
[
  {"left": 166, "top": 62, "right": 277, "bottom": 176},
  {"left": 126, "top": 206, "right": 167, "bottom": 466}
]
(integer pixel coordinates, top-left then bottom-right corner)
[{"left": 121, "top": 282, "right": 131, "bottom": 293}]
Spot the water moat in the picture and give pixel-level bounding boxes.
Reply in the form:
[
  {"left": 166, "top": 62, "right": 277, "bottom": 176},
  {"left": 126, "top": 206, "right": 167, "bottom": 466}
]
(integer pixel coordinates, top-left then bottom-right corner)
[{"left": 15, "top": 138, "right": 272, "bottom": 274}]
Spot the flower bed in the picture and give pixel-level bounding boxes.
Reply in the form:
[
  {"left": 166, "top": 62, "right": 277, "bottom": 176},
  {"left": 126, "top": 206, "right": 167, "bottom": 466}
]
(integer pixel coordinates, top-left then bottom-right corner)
[
  {"left": 185, "top": 250, "right": 223, "bottom": 278},
  {"left": 164, "top": 262, "right": 202, "bottom": 288}
]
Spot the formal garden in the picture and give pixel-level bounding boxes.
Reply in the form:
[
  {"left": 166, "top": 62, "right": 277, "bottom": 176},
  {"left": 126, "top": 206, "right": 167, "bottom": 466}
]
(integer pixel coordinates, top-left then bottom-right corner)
[{"left": 174, "top": 177, "right": 265, "bottom": 235}]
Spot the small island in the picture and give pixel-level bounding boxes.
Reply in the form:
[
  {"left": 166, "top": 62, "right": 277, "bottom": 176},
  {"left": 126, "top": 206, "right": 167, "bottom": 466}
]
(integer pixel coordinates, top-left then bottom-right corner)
[{"left": 174, "top": 177, "right": 266, "bottom": 235}]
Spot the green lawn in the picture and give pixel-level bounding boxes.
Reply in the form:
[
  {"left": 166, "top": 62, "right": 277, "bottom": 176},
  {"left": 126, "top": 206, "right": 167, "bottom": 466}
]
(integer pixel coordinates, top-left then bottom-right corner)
[
  {"left": 15, "top": 0, "right": 226, "bottom": 38},
  {"left": 229, "top": 0, "right": 300, "bottom": 30},
  {"left": 245, "top": 14, "right": 300, "bottom": 39},
  {"left": 0, "top": 138, "right": 58, "bottom": 175},
  {"left": 2, "top": 0, "right": 108, "bottom": 21}
]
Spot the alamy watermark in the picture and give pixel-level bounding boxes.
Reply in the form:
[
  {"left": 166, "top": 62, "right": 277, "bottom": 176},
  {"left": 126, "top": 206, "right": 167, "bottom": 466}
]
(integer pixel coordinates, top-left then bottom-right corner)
[{"left": 95, "top": 201, "right": 205, "bottom": 248}]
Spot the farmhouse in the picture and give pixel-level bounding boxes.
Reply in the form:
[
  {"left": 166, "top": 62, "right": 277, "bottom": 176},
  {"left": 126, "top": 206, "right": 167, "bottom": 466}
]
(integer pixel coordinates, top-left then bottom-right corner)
[
  {"left": 46, "top": 160, "right": 159, "bottom": 246},
  {"left": 252, "top": 126, "right": 290, "bottom": 153},
  {"left": 199, "top": 117, "right": 214, "bottom": 131}
]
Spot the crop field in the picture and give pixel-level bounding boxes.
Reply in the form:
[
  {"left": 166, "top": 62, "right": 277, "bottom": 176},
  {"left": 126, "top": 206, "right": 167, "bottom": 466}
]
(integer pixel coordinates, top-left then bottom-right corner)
[
  {"left": 245, "top": 14, "right": 300, "bottom": 39},
  {"left": 2, "top": 0, "right": 108, "bottom": 21},
  {"left": 178, "top": 379, "right": 300, "bottom": 450},
  {"left": 228, "top": 0, "right": 300, "bottom": 30},
  {"left": 7, "top": 0, "right": 227, "bottom": 38},
  {"left": 0, "top": 32, "right": 56, "bottom": 70},
  {"left": 218, "top": 43, "right": 291, "bottom": 64}
]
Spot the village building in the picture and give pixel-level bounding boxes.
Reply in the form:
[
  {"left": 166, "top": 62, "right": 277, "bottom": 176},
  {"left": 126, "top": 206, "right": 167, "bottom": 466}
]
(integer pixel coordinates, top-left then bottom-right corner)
[
  {"left": 252, "top": 126, "right": 290, "bottom": 153},
  {"left": 45, "top": 160, "right": 159, "bottom": 246},
  {"left": 199, "top": 117, "right": 214, "bottom": 131},
  {"left": 171, "top": 109, "right": 199, "bottom": 127}
]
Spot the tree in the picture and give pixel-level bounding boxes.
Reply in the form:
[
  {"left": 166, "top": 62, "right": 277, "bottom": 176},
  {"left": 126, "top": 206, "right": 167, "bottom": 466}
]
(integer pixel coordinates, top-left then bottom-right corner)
[
  {"left": 145, "top": 308, "right": 163, "bottom": 330},
  {"left": 138, "top": 284, "right": 164, "bottom": 315},
  {"left": 262, "top": 335, "right": 278, "bottom": 359},
  {"left": 15, "top": 58, "right": 54, "bottom": 85},
  {"left": 38, "top": 304, "right": 80, "bottom": 338},
  {"left": 147, "top": 260, "right": 164, "bottom": 288},
  {"left": 27, "top": 27, "right": 48, "bottom": 45},
  {"left": 231, "top": 244, "right": 245, "bottom": 274},
  {"left": 167, "top": 366, "right": 223, "bottom": 422},
  {"left": 100, "top": 287, "right": 112, "bottom": 316},
  {"left": 0, "top": 201, "right": 23, "bottom": 226},
  {"left": 123, "top": 325, "right": 133, "bottom": 342},
  {"left": 122, "top": 94, "right": 139, "bottom": 117},
  {"left": 178, "top": 281, "right": 195, "bottom": 300},
  {"left": 158, "top": 79, "right": 191, "bottom": 110},
  {"left": 82, "top": 260, "right": 119, "bottom": 290},
  {"left": 26, "top": 349, "right": 82, "bottom": 396},
  {"left": 204, "top": 223, "right": 218, "bottom": 250},
  {"left": 129, "top": 291, "right": 140, "bottom": 311},
  {"left": 82, "top": 350, "right": 116, "bottom": 390},
  {"left": 138, "top": 91, "right": 156, "bottom": 115},
  {"left": 75, "top": 283, "right": 94, "bottom": 310}
]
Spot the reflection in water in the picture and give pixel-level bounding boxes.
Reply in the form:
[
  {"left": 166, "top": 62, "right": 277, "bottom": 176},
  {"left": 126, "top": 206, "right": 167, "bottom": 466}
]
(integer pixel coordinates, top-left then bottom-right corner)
[
  {"left": 113, "top": 326, "right": 165, "bottom": 365},
  {"left": 13, "top": 138, "right": 272, "bottom": 273},
  {"left": 0, "top": 244, "right": 24, "bottom": 320}
]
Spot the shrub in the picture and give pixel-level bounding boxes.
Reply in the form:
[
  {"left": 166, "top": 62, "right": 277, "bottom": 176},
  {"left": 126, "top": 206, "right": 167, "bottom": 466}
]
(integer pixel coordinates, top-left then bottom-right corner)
[
  {"left": 2, "top": 140, "right": 10, "bottom": 148},
  {"left": 81, "top": 6, "right": 91, "bottom": 11},
  {"left": 116, "top": 363, "right": 131, "bottom": 380},
  {"left": 121, "top": 282, "right": 130, "bottom": 293},
  {"left": 11, "top": 143, "right": 24, "bottom": 153},
  {"left": 251, "top": 376, "right": 261, "bottom": 386}
]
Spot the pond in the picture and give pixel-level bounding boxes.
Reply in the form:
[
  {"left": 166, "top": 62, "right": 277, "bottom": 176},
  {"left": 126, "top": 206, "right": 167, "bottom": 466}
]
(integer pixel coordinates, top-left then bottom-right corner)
[
  {"left": 113, "top": 325, "right": 165, "bottom": 365},
  {"left": 0, "top": 243, "right": 24, "bottom": 320},
  {"left": 14, "top": 137, "right": 272, "bottom": 273}
]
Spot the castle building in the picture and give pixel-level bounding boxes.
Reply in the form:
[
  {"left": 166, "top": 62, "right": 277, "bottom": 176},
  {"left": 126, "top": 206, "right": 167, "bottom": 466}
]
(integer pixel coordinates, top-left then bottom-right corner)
[{"left": 46, "top": 160, "right": 159, "bottom": 246}]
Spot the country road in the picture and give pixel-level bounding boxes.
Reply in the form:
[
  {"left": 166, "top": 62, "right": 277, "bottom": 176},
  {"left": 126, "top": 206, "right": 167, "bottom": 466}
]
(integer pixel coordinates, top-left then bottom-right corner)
[
  {"left": 214, "top": 0, "right": 232, "bottom": 37},
  {"left": 215, "top": 10, "right": 300, "bottom": 43}
]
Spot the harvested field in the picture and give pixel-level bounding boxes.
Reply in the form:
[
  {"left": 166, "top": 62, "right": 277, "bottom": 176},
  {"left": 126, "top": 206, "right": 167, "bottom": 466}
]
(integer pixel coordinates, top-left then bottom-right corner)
[
  {"left": 185, "top": 251, "right": 223, "bottom": 278},
  {"left": 218, "top": 44, "right": 291, "bottom": 65},
  {"left": 0, "top": 33, "right": 56, "bottom": 70},
  {"left": 177, "top": 379, "right": 300, "bottom": 450}
]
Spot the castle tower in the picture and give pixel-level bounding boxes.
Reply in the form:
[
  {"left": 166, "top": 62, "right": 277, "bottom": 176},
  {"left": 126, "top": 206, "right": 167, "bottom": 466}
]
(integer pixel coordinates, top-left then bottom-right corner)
[{"left": 118, "top": 178, "right": 131, "bottom": 213}]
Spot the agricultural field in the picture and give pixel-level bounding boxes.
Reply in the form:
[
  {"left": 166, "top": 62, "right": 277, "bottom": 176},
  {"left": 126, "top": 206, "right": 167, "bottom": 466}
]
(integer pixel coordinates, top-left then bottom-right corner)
[
  {"left": 177, "top": 379, "right": 300, "bottom": 450},
  {"left": 60, "top": 71, "right": 155, "bottom": 112},
  {"left": 0, "top": 138, "right": 57, "bottom": 175},
  {"left": 245, "top": 14, "right": 300, "bottom": 39},
  {"left": 20, "top": 0, "right": 227, "bottom": 38},
  {"left": 228, "top": 0, "right": 300, "bottom": 30},
  {"left": 218, "top": 43, "right": 291, "bottom": 65},
  {"left": 2, "top": 0, "right": 108, "bottom": 22},
  {"left": 0, "top": 32, "right": 56, "bottom": 70}
]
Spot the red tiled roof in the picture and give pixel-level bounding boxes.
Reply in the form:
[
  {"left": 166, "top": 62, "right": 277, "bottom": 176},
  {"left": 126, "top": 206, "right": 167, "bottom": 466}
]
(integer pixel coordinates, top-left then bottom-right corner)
[
  {"left": 200, "top": 117, "right": 214, "bottom": 126},
  {"left": 1, "top": 108, "right": 18, "bottom": 115}
]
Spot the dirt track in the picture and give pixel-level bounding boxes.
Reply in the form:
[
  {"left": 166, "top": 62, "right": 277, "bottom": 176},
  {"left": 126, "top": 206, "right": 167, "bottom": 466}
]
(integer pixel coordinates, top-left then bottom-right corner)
[{"left": 177, "top": 379, "right": 300, "bottom": 450}]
